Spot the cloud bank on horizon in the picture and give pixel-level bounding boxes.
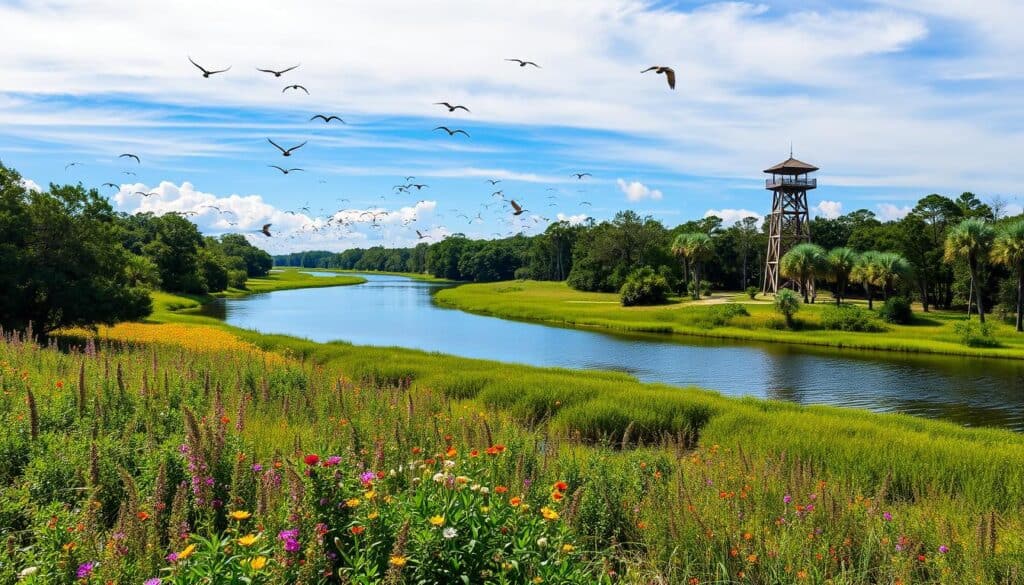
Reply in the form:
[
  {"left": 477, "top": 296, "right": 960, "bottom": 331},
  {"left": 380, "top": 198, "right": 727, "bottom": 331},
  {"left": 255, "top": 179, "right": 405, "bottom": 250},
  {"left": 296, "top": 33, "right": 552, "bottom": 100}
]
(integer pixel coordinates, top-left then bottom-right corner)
[{"left": 1, "top": 0, "right": 1022, "bottom": 251}]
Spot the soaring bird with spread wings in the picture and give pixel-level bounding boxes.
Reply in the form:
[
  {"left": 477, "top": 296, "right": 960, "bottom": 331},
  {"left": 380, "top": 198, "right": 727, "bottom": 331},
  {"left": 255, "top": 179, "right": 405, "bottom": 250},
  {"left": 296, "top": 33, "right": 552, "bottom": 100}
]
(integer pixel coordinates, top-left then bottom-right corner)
[
  {"left": 505, "top": 58, "right": 540, "bottom": 68},
  {"left": 267, "top": 139, "right": 307, "bottom": 156},
  {"left": 188, "top": 56, "right": 230, "bottom": 78},
  {"left": 641, "top": 66, "right": 676, "bottom": 90},
  {"left": 434, "top": 126, "right": 470, "bottom": 137},
  {"left": 257, "top": 64, "right": 299, "bottom": 77}
]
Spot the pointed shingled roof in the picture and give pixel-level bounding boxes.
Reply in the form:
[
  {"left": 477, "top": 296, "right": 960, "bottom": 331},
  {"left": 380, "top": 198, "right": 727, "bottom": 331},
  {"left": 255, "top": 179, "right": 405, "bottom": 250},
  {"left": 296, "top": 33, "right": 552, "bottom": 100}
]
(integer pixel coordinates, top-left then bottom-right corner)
[{"left": 763, "top": 157, "right": 818, "bottom": 174}]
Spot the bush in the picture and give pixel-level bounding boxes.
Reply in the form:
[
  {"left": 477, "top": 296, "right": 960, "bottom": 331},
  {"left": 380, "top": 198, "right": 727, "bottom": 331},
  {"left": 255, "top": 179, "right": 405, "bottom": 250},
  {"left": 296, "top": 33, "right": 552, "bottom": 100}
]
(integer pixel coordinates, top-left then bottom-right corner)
[
  {"left": 227, "top": 269, "right": 248, "bottom": 289},
  {"left": 686, "top": 280, "right": 710, "bottom": 300},
  {"left": 774, "top": 289, "right": 801, "bottom": 328},
  {"left": 879, "top": 296, "right": 913, "bottom": 324},
  {"left": 620, "top": 268, "right": 670, "bottom": 307},
  {"left": 693, "top": 304, "right": 749, "bottom": 329},
  {"left": 954, "top": 321, "right": 1001, "bottom": 348},
  {"left": 820, "top": 305, "right": 885, "bottom": 332},
  {"left": 514, "top": 267, "right": 532, "bottom": 280},
  {"left": 745, "top": 286, "right": 759, "bottom": 300}
]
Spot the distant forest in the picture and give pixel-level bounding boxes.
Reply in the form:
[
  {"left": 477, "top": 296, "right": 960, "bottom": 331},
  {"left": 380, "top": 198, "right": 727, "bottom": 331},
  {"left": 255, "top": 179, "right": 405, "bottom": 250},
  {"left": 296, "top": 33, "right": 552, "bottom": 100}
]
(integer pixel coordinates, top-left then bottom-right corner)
[{"left": 276, "top": 192, "right": 1021, "bottom": 314}]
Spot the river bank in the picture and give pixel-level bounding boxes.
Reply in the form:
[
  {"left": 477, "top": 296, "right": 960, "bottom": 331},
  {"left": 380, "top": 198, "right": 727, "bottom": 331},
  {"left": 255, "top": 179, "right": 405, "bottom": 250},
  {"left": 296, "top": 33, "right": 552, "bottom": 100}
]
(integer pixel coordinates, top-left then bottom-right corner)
[{"left": 434, "top": 280, "right": 1024, "bottom": 361}]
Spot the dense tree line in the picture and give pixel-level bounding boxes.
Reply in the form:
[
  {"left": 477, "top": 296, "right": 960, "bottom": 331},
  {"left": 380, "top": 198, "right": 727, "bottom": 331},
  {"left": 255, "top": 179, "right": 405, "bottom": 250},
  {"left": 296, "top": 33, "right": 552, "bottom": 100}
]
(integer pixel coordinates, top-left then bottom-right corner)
[
  {"left": 279, "top": 191, "right": 1024, "bottom": 327},
  {"left": 0, "top": 161, "right": 273, "bottom": 334}
]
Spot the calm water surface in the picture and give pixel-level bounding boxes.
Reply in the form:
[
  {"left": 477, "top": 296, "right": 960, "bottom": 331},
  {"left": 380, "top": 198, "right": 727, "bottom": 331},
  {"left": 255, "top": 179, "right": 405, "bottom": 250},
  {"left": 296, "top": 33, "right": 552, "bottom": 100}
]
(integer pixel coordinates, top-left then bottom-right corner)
[{"left": 196, "top": 273, "right": 1024, "bottom": 430}]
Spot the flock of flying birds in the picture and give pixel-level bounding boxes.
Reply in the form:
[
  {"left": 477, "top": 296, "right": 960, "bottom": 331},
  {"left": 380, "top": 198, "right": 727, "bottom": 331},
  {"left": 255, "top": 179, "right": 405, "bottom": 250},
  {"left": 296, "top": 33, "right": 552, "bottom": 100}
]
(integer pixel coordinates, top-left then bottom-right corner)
[{"left": 61, "top": 56, "right": 677, "bottom": 247}]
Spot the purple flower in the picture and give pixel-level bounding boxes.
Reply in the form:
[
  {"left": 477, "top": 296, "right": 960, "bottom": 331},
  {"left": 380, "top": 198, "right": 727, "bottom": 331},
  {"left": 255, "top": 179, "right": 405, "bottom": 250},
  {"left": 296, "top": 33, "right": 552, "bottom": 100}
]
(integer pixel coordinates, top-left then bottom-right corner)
[
  {"left": 783, "top": 494, "right": 792, "bottom": 504},
  {"left": 279, "top": 528, "right": 299, "bottom": 541},
  {"left": 324, "top": 455, "right": 342, "bottom": 467},
  {"left": 883, "top": 511, "right": 893, "bottom": 521},
  {"left": 939, "top": 545, "right": 949, "bottom": 554},
  {"left": 251, "top": 463, "right": 263, "bottom": 473},
  {"left": 359, "top": 471, "right": 375, "bottom": 484},
  {"left": 166, "top": 552, "right": 178, "bottom": 563},
  {"left": 144, "top": 579, "right": 162, "bottom": 585},
  {"left": 76, "top": 561, "right": 96, "bottom": 580}
]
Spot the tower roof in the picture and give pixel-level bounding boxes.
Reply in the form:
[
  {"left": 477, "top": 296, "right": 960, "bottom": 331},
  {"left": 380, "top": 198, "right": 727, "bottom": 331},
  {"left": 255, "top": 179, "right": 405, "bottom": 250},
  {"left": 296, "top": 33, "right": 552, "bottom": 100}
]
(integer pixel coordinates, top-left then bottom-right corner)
[{"left": 763, "top": 157, "right": 818, "bottom": 175}]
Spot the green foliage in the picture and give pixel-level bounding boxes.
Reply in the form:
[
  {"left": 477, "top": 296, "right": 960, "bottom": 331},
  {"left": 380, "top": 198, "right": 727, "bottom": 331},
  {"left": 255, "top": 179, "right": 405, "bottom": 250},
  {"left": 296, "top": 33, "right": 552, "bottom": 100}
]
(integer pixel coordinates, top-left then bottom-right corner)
[
  {"left": 774, "top": 289, "right": 801, "bottom": 328},
  {"left": 692, "top": 303, "right": 749, "bottom": 329},
  {"left": 879, "top": 296, "right": 913, "bottom": 324},
  {"left": 0, "top": 161, "right": 152, "bottom": 334},
  {"left": 780, "top": 243, "right": 827, "bottom": 303},
  {"left": 745, "top": 286, "right": 759, "bottom": 300},
  {"left": 820, "top": 304, "right": 885, "bottom": 332},
  {"left": 619, "top": 268, "right": 670, "bottom": 306},
  {"left": 954, "top": 321, "right": 1001, "bottom": 348}
]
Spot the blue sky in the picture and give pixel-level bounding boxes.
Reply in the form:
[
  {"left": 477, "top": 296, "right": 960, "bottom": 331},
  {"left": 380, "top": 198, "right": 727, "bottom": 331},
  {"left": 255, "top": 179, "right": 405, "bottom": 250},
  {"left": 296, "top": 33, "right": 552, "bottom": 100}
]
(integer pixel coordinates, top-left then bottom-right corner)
[{"left": 1, "top": 0, "right": 1022, "bottom": 252}]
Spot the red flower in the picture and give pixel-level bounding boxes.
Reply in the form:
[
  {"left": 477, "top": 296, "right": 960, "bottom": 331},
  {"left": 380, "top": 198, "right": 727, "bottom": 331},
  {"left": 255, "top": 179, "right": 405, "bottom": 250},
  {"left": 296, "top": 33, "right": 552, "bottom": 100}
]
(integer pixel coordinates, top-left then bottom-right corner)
[
  {"left": 350, "top": 525, "right": 365, "bottom": 535},
  {"left": 495, "top": 485, "right": 509, "bottom": 494},
  {"left": 470, "top": 449, "right": 479, "bottom": 457},
  {"left": 553, "top": 481, "right": 568, "bottom": 492},
  {"left": 136, "top": 511, "right": 150, "bottom": 521},
  {"left": 304, "top": 454, "right": 320, "bottom": 466}
]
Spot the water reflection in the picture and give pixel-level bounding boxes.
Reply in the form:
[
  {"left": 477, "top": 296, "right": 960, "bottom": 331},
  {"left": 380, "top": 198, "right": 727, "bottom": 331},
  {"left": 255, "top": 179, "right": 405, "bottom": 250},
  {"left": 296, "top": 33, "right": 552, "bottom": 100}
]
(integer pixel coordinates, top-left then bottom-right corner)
[{"left": 192, "top": 273, "right": 1024, "bottom": 430}]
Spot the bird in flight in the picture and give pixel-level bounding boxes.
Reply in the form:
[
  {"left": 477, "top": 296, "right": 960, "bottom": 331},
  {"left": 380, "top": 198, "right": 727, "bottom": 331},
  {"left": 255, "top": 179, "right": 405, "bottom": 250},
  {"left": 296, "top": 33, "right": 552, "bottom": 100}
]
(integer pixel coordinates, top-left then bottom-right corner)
[
  {"left": 119, "top": 153, "right": 141, "bottom": 163},
  {"left": 580, "top": 201, "right": 593, "bottom": 206},
  {"left": 505, "top": 58, "right": 540, "bottom": 68},
  {"left": 411, "top": 184, "right": 429, "bottom": 190},
  {"left": 572, "top": 172, "right": 592, "bottom": 180},
  {"left": 434, "top": 126, "right": 470, "bottom": 137},
  {"left": 65, "top": 162, "right": 82, "bottom": 171},
  {"left": 487, "top": 179, "right": 502, "bottom": 185},
  {"left": 310, "top": 114, "right": 345, "bottom": 123},
  {"left": 257, "top": 64, "right": 300, "bottom": 77},
  {"left": 261, "top": 224, "right": 273, "bottom": 237},
  {"left": 434, "top": 102, "right": 470, "bottom": 113},
  {"left": 189, "top": 56, "right": 231, "bottom": 78},
  {"left": 269, "top": 165, "right": 304, "bottom": 174},
  {"left": 122, "top": 171, "right": 137, "bottom": 176},
  {"left": 416, "top": 230, "right": 431, "bottom": 240},
  {"left": 283, "top": 84, "right": 309, "bottom": 94},
  {"left": 133, "top": 191, "right": 159, "bottom": 197},
  {"left": 102, "top": 182, "right": 119, "bottom": 189},
  {"left": 510, "top": 200, "right": 528, "bottom": 216},
  {"left": 267, "top": 138, "right": 307, "bottom": 156},
  {"left": 404, "top": 176, "right": 416, "bottom": 181},
  {"left": 641, "top": 66, "right": 676, "bottom": 90}
]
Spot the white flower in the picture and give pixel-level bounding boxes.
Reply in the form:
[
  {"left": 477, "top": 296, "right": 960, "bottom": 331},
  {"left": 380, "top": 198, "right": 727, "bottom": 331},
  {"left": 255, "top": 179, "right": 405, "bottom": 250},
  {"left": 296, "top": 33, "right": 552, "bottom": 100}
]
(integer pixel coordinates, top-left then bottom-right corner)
[
  {"left": 443, "top": 527, "right": 458, "bottom": 539},
  {"left": 480, "top": 486, "right": 490, "bottom": 495},
  {"left": 18, "top": 567, "right": 39, "bottom": 579},
  {"left": 536, "top": 537, "right": 549, "bottom": 548},
  {"left": 443, "top": 459, "right": 456, "bottom": 468},
  {"left": 432, "top": 472, "right": 446, "bottom": 483}
]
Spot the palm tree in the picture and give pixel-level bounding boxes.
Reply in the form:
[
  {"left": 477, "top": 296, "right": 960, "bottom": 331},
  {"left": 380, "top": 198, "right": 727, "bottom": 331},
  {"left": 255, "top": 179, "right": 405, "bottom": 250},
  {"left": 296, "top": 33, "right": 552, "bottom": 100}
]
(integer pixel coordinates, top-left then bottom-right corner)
[
  {"left": 851, "top": 251, "right": 883, "bottom": 310},
  {"left": 875, "top": 252, "right": 911, "bottom": 301},
  {"left": 944, "top": 218, "right": 995, "bottom": 323},
  {"left": 686, "top": 232, "right": 715, "bottom": 300},
  {"left": 991, "top": 220, "right": 1024, "bottom": 332},
  {"left": 779, "top": 243, "right": 826, "bottom": 303},
  {"left": 670, "top": 233, "right": 691, "bottom": 295},
  {"left": 825, "top": 247, "right": 859, "bottom": 305}
]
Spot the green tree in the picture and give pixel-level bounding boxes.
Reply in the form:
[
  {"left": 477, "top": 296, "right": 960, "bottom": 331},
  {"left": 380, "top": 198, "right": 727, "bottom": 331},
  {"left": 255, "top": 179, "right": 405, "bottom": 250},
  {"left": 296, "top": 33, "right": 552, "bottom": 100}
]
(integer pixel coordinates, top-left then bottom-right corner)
[
  {"left": 779, "top": 243, "right": 826, "bottom": 303},
  {"left": 142, "top": 214, "right": 206, "bottom": 293},
  {"left": 684, "top": 232, "right": 715, "bottom": 300},
  {"left": 670, "top": 233, "right": 692, "bottom": 293},
  {"left": 0, "top": 162, "right": 151, "bottom": 334},
  {"left": 991, "top": 220, "right": 1024, "bottom": 332},
  {"left": 851, "top": 251, "right": 883, "bottom": 310},
  {"left": 944, "top": 218, "right": 996, "bottom": 323},
  {"left": 875, "top": 252, "right": 911, "bottom": 301},
  {"left": 774, "top": 289, "right": 801, "bottom": 328},
  {"left": 219, "top": 233, "right": 273, "bottom": 277},
  {"left": 824, "top": 247, "right": 859, "bottom": 305}
]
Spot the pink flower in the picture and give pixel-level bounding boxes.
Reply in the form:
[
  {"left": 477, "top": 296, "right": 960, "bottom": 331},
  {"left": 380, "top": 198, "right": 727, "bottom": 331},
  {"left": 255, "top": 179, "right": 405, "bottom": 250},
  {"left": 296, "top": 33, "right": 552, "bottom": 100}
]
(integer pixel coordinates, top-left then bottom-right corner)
[
  {"left": 883, "top": 511, "right": 893, "bottom": 521},
  {"left": 939, "top": 545, "right": 949, "bottom": 554},
  {"left": 783, "top": 494, "right": 792, "bottom": 504}
]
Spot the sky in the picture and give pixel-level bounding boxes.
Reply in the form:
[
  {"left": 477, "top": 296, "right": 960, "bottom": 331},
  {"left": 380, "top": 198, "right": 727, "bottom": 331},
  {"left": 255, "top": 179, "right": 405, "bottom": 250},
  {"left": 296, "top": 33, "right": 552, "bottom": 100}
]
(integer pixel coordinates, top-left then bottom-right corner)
[{"left": 1, "top": 0, "right": 1023, "bottom": 253}]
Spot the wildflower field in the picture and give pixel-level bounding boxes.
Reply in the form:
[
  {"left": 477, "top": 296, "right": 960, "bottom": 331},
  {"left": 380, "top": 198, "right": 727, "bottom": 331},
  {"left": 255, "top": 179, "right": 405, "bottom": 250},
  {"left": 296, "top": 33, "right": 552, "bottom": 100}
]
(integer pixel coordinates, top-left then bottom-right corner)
[{"left": 1, "top": 322, "right": 1022, "bottom": 584}]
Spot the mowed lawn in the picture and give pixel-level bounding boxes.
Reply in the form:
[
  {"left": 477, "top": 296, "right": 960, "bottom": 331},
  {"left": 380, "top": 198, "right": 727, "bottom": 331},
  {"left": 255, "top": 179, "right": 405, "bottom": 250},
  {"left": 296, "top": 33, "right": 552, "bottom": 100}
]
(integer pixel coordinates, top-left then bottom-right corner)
[{"left": 434, "top": 280, "right": 1024, "bottom": 359}]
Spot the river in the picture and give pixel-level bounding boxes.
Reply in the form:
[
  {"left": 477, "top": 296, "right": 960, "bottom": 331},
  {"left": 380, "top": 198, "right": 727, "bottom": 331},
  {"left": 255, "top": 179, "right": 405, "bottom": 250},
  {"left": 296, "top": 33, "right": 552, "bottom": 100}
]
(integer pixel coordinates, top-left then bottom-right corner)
[{"left": 194, "top": 272, "right": 1024, "bottom": 430}]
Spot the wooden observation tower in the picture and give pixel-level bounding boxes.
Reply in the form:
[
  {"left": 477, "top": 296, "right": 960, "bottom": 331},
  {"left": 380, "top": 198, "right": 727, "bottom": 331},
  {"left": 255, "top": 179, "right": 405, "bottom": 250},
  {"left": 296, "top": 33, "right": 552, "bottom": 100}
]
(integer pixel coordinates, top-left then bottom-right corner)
[{"left": 762, "top": 154, "right": 817, "bottom": 294}]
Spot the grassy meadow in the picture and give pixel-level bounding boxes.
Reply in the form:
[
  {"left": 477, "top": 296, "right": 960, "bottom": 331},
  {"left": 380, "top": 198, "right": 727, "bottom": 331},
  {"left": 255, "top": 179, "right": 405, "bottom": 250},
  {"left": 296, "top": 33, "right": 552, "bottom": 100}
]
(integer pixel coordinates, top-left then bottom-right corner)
[
  {"left": 434, "top": 280, "right": 1024, "bottom": 360},
  {"left": 0, "top": 274, "right": 1022, "bottom": 582}
]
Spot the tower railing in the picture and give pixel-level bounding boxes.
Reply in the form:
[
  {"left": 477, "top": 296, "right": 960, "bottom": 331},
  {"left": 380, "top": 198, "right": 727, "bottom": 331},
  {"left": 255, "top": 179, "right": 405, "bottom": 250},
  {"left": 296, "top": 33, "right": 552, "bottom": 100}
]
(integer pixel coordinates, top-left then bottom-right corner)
[{"left": 766, "top": 177, "right": 816, "bottom": 189}]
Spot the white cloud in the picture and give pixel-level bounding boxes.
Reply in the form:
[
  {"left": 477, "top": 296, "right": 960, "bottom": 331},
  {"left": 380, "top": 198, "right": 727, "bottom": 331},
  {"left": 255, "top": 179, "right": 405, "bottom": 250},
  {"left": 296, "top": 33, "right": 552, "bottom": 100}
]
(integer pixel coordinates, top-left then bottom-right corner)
[
  {"left": 617, "top": 179, "right": 663, "bottom": 202},
  {"left": 556, "top": 212, "right": 590, "bottom": 225},
  {"left": 704, "top": 208, "right": 762, "bottom": 226},
  {"left": 20, "top": 178, "right": 41, "bottom": 192},
  {"left": 814, "top": 200, "right": 843, "bottom": 219},
  {"left": 876, "top": 203, "right": 913, "bottom": 221}
]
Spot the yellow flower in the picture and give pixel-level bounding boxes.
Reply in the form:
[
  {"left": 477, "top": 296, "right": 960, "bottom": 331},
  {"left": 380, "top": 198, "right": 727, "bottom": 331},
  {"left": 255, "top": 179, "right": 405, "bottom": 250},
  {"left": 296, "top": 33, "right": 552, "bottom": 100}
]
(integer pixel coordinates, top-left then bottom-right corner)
[
  {"left": 540, "top": 506, "right": 559, "bottom": 521},
  {"left": 532, "top": 578, "right": 544, "bottom": 584},
  {"left": 249, "top": 556, "right": 268, "bottom": 570},
  {"left": 229, "top": 510, "right": 251, "bottom": 521},
  {"left": 367, "top": 511, "right": 380, "bottom": 520},
  {"left": 177, "top": 543, "right": 197, "bottom": 560},
  {"left": 561, "top": 543, "right": 575, "bottom": 553},
  {"left": 364, "top": 490, "right": 377, "bottom": 500},
  {"left": 345, "top": 498, "right": 361, "bottom": 508},
  {"left": 237, "top": 534, "right": 258, "bottom": 547},
  {"left": 389, "top": 555, "right": 407, "bottom": 567},
  {"left": 429, "top": 515, "right": 445, "bottom": 526},
  {"left": 480, "top": 506, "right": 491, "bottom": 513}
]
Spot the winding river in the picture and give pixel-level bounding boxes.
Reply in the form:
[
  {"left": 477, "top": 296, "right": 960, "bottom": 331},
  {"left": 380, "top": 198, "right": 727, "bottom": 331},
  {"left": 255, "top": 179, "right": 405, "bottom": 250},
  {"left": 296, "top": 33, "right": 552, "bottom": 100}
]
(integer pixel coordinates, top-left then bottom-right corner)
[{"left": 195, "top": 273, "right": 1024, "bottom": 431}]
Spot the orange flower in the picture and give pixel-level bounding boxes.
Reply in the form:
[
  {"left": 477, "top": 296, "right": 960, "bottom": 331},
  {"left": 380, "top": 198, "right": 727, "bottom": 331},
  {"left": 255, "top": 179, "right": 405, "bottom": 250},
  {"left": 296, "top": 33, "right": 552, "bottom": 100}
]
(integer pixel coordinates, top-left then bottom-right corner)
[
  {"left": 746, "top": 554, "right": 758, "bottom": 564},
  {"left": 350, "top": 525, "right": 365, "bottom": 535},
  {"left": 469, "top": 449, "right": 479, "bottom": 457},
  {"left": 553, "top": 481, "right": 568, "bottom": 492},
  {"left": 136, "top": 511, "right": 151, "bottom": 521},
  {"left": 509, "top": 496, "right": 522, "bottom": 506},
  {"left": 551, "top": 491, "right": 564, "bottom": 502},
  {"left": 495, "top": 485, "right": 508, "bottom": 494},
  {"left": 445, "top": 447, "right": 457, "bottom": 458}
]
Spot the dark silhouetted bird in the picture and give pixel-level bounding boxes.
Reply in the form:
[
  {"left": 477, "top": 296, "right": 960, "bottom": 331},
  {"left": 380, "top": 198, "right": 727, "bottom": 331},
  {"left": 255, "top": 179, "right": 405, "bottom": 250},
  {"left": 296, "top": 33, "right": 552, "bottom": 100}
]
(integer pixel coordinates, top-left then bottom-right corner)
[
  {"left": 505, "top": 58, "right": 540, "bottom": 68},
  {"left": 572, "top": 172, "right": 592, "bottom": 179},
  {"left": 65, "top": 162, "right": 81, "bottom": 170},
  {"left": 267, "top": 139, "right": 306, "bottom": 156},
  {"left": 119, "top": 153, "right": 140, "bottom": 163},
  {"left": 261, "top": 224, "right": 273, "bottom": 237},
  {"left": 257, "top": 64, "right": 299, "bottom": 77},
  {"left": 487, "top": 179, "right": 502, "bottom": 185},
  {"left": 435, "top": 102, "right": 470, "bottom": 113},
  {"left": 641, "top": 66, "right": 676, "bottom": 90},
  {"left": 434, "top": 126, "right": 470, "bottom": 137},
  {"left": 310, "top": 114, "right": 344, "bottom": 123},
  {"left": 269, "top": 165, "right": 304, "bottom": 174},
  {"left": 283, "top": 84, "right": 309, "bottom": 94},
  {"left": 102, "top": 182, "right": 119, "bottom": 189},
  {"left": 510, "top": 200, "right": 528, "bottom": 216},
  {"left": 189, "top": 56, "right": 230, "bottom": 78}
]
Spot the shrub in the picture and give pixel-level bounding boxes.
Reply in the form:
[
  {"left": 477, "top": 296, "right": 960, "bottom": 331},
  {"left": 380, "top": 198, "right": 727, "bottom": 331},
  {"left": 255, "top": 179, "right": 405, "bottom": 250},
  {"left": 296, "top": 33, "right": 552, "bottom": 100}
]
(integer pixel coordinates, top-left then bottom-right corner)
[
  {"left": 514, "top": 267, "right": 532, "bottom": 280},
  {"left": 619, "top": 268, "right": 670, "bottom": 306},
  {"left": 227, "top": 269, "right": 248, "bottom": 289},
  {"left": 773, "top": 289, "right": 801, "bottom": 328},
  {"left": 686, "top": 280, "right": 710, "bottom": 300},
  {"left": 693, "top": 304, "right": 749, "bottom": 329},
  {"left": 879, "top": 296, "right": 913, "bottom": 324},
  {"left": 954, "top": 321, "right": 1001, "bottom": 348},
  {"left": 820, "top": 305, "right": 885, "bottom": 332},
  {"left": 745, "top": 286, "right": 759, "bottom": 300}
]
